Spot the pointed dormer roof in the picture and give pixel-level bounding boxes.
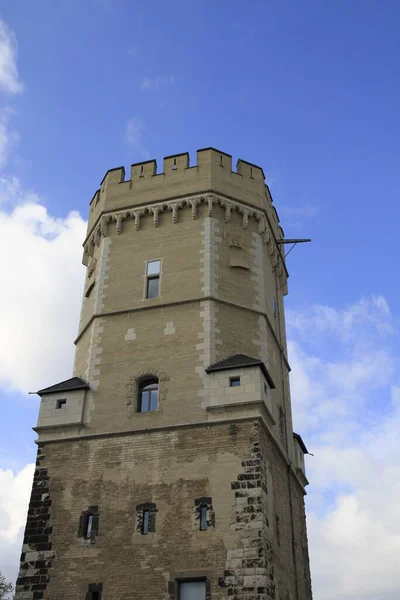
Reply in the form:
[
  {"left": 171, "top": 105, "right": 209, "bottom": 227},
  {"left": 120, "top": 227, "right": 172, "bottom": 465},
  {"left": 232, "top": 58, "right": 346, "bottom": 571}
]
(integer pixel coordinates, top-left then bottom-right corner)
[
  {"left": 205, "top": 354, "right": 275, "bottom": 388},
  {"left": 36, "top": 377, "right": 90, "bottom": 396}
]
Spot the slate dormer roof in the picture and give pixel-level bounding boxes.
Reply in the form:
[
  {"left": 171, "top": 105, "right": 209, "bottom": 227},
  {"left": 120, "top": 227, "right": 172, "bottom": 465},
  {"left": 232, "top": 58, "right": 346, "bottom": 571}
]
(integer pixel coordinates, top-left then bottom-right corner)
[
  {"left": 36, "top": 377, "right": 90, "bottom": 396},
  {"left": 205, "top": 354, "right": 275, "bottom": 389}
]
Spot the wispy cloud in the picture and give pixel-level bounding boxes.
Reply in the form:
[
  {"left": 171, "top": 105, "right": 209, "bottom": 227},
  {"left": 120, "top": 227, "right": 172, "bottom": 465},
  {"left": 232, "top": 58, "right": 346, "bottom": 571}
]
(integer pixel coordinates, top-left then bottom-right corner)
[
  {"left": 280, "top": 204, "right": 319, "bottom": 219},
  {"left": 140, "top": 75, "right": 175, "bottom": 91},
  {"left": 125, "top": 117, "right": 149, "bottom": 157},
  {"left": 0, "top": 19, "right": 24, "bottom": 94}
]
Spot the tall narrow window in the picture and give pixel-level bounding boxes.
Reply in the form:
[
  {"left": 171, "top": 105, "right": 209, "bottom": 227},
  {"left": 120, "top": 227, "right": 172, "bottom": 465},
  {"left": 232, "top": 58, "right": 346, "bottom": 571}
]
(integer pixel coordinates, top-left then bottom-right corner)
[
  {"left": 195, "top": 497, "right": 214, "bottom": 530},
  {"left": 136, "top": 502, "right": 157, "bottom": 534},
  {"left": 78, "top": 506, "right": 99, "bottom": 541},
  {"left": 179, "top": 581, "right": 206, "bottom": 600},
  {"left": 145, "top": 260, "right": 161, "bottom": 299},
  {"left": 138, "top": 378, "right": 159, "bottom": 413},
  {"left": 200, "top": 506, "right": 207, "bottom": 531},
  {"left": 86, "top": 514, "right": 94, "bottom": 538},
  {"left": 275, "top": 514, "right": 281, "bottom": 546},
  {"left": 279, "top": 407, "right": 286, "bottom": 445},
  {"left": 142, "top": 509, "right": 150, "bottom": 534}
]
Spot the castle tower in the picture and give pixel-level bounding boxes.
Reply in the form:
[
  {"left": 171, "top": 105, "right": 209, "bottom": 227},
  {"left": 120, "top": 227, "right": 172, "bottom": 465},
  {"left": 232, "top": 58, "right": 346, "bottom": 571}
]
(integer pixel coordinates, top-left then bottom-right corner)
[{"left": 16, "top": 149, "right": 312, "bottom": 600}]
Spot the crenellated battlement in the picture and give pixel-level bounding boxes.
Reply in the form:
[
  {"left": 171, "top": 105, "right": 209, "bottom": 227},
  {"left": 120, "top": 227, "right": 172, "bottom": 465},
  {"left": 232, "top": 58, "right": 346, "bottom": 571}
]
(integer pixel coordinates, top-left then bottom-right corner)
[{"left": 88, "top": 148, "right": 282, "bottom": 241}]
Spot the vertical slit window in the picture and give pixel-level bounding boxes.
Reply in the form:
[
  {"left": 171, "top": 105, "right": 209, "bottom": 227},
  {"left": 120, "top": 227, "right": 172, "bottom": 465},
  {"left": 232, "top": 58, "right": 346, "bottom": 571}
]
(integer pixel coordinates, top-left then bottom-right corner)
[
  {"left": 86, "top": 514, "right": 93, "bottom": 538},
  {"left": 275, "top": 514, "right": 281, "bottom": 546},
  {"left": 200, "top": 506, "right": 207, "bottom": 531},
  {"left": 142, "top": 509, "right": 150, "bottom": 534}
]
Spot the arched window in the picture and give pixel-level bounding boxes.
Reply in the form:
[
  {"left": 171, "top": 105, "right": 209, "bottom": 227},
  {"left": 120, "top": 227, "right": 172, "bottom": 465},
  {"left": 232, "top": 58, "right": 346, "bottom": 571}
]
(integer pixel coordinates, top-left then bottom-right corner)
[{"left": 138, "top": 378, "right": 158, "bottom": 413}]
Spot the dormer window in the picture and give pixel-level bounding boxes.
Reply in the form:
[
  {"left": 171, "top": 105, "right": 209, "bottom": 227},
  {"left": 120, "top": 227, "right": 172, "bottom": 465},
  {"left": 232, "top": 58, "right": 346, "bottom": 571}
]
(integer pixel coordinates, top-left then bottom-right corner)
[
  {"left": 56, "top": 399, "right": 67, "bottom": 409},
  {"left": 138, "top": 378, "right": 159, "bottom": 413},
  {"left": 230, "top": 376, "right": 240, "bottom": 387}
]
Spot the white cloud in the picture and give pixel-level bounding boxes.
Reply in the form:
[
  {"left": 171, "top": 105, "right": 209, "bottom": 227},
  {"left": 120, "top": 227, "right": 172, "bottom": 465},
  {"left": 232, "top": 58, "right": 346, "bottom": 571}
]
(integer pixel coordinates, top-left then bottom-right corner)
[
  {"left": 289, "top": 297, "right": 400, "bottom": 599},
  {"left": 0, "top": 184, "right": 87, "bottom": 394},
  {"left": 0, "top": 20, "right": 23, "bottom": 94},
  {"left": 125, "top": 116, "right": 149, "bottom": 157},
  {"left": 0, "top": 464, "right": 34, "bottom": 585},
  {"left": 140, "top": 75, "right": 175, "bottom": 91}
]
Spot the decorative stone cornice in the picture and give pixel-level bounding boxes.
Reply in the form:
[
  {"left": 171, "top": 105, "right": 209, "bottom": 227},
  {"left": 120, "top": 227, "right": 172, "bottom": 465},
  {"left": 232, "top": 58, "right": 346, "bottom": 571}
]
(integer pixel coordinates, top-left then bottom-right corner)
[{"left": 82, "top": 193, "right": 288, "bottom": 292}]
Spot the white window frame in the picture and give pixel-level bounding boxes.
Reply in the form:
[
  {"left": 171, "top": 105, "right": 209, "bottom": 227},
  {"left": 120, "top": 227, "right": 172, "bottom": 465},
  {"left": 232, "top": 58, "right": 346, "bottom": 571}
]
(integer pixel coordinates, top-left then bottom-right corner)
[{"left": 143, "top": 259, "right": 162, "bottom": 300}]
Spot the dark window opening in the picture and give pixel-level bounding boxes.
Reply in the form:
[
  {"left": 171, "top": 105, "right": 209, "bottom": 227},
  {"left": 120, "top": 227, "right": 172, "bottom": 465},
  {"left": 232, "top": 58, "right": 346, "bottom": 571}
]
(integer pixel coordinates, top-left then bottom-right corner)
[
  {"left": 142, "top": 509, "right": 150, "bottom": 534},
  {"left": 230, "top": 376, "right": 240, "bottom": 387},
  {"left": 138, "top": 378, "right": 159, "bottom": 413},
  {"left": 56, "top": 399, "right": 67, "bottom": 409},
  {"left": 86, "top": 514, "right": 94, "bottom": 538},
  {"left": 250, "top": 167, "right": 253, "bottom": 178},
  {"left": 279, "top": 407, "right": 286, "bottom": 445},
  {"left": 173, "top": 158, "right": 177, "bottom": 170},
  {"left": 136, "top": 502, "right": 157, "bottom": 534},
  {"left": 87, "top": 583, "right": 102, "bottom": 600},
  {"left": 220, "top": 155, "right": 223, "bottom": 167},
  {"left": 78, "top": 506, "right": 99, "bottom": 540},
  {"left": 264, "top": 382, "right": 268, "bottom": 395},
  {"left": 275, "top": 514, "right": 281, "bottom": 546},
  {"left": 200, "top": 505, "right": 207, "bottom": 531},
  {"left": 179, "top": 580, "right": 206, "bottom": 600},
  {"left": 140, "top": 165, "right": 144, "bottom": 177}
]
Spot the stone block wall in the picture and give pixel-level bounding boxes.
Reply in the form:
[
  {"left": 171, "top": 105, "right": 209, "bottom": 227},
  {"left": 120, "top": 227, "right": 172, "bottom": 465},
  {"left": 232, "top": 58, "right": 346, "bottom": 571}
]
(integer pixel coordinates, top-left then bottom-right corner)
[{"left": 16, "top": 420, "right": 312, "bottom": 600}]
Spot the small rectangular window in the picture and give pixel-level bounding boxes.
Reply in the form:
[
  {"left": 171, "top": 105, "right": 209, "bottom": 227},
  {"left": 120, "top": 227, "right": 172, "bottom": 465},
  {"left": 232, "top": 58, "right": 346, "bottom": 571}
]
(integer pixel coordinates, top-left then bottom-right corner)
[
  {"left": 179, "top": 581, "right": 206, "bottom": 600},
  {"left": 145, "top": 260, "right": 161, "bottom": 299},
  {"left": 230, "top": 376, "right": 240, "bottom": 387},
  {"left": 264, "top": 382, "right": 268, "bottom": 395},
  {"left": 200, "top": 506, "right": 207, "bottom": 531},
  {"left": 56, "top": 399, "right": 67, "bottom": 409},
  {"left": 142, "top": 509, "right": 150, "bottom": 534}
]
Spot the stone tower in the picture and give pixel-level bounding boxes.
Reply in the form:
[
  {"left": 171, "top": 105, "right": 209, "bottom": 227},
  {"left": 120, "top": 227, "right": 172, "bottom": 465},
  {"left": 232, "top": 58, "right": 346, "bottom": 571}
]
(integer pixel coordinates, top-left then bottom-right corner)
[{"left": 16, "top": 149, "right": 312, "bottom": 600}]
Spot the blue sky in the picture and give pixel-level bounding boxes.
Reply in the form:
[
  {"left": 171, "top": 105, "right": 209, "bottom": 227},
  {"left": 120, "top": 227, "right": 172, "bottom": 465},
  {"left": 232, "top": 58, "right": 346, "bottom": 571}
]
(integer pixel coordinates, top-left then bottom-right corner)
[{"left": 0, "top": 2, "right": 399, "bottom": 599}]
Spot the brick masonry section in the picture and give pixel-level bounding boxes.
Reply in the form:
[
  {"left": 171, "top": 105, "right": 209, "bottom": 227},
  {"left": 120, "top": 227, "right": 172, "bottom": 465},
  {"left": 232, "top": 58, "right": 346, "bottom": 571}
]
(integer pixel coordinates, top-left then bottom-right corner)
[{"left": 15, "top": 421, "right": 311, "bottom": 600}]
